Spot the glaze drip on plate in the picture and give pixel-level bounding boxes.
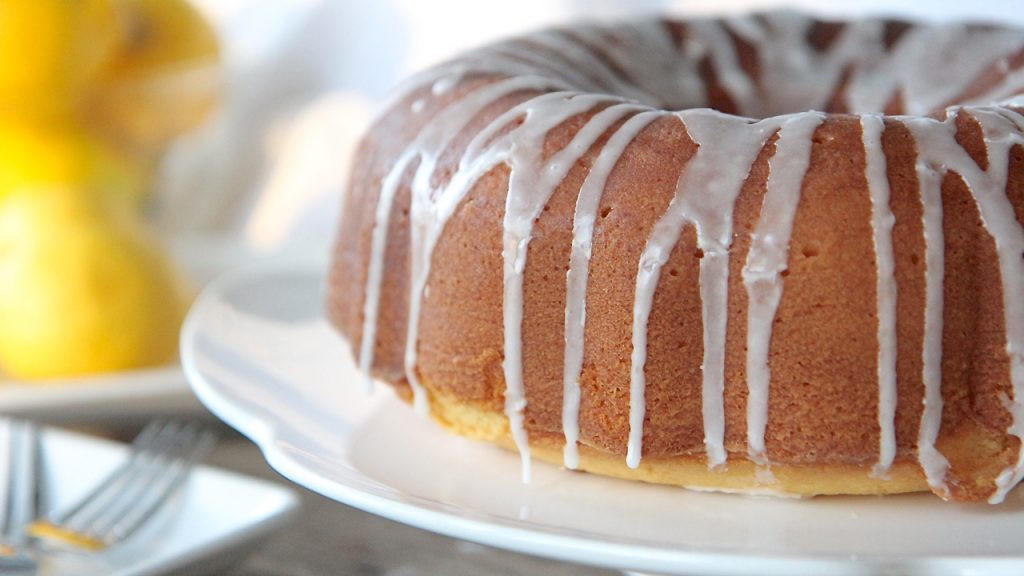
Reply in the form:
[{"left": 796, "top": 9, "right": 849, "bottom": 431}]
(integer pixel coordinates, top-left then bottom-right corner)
[{"left": 332, "top": 12, "right": 1024, "bottom": 502}]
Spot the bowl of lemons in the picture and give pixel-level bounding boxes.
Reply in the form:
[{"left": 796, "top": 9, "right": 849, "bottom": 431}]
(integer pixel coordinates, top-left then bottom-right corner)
[{"left": 0, "top": 0, "right": 220, "bottom": 388}]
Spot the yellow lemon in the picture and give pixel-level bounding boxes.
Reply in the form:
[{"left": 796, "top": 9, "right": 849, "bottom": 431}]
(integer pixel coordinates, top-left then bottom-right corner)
[
  {"left": 85, "top": 0, "right": 221, "bottom": 153},
  {"left": 107, "top": 0, "right": 219, "bottom": 72},
  {"left": 0, "top": 0, "right": 120, "bottom": 118},
  {"left": 0, "top": 119, "right": 151, "bottom": 209},
  {"left": 0, "top": 187, "right": 191, "bottom": 380}
]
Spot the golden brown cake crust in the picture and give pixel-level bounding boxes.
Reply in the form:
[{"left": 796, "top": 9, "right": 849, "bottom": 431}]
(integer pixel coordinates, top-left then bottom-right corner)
[
  {"left": 328, "top": 14, "right": 1024, "bottom": 502},
  {"left": 427, "top": 385, "right": 931, "bottom": 497}
]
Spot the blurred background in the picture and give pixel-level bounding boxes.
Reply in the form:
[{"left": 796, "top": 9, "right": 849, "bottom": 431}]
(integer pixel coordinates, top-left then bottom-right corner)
[
  {"left": 177, "top": 0, "right": 1024, "bottom": 257},
  {"left": 2, "top": 0, "right": 1022, "bottom": 389}
]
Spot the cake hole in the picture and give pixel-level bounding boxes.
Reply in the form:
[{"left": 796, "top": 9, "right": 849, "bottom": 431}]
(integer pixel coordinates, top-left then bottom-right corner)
[
  {"left": 694, "top": 248, "right": 704, "bottom": 259},
  {"left": 910, "top": 253, "right": 920, "bottom": 266},
  {"left": 669, "top": 268, "right": 679, "bottom": 277},
  {"left": 780, "top": 269, "right": 791, "bottom": 278},
  {"left": 600, "top": 206, "right": 613, "bottom": 219},
  {"left": 802, "top": 244, "right": 820, "bottom": 258}
]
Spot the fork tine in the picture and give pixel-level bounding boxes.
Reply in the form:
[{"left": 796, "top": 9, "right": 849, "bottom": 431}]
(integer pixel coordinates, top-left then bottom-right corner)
[
  {"left": 0, "top": 418, "right": 39, "bottom": 570},
  {"left": 104, "top": 424, "right": 217, "bottom": 544},
  {"left": 0, "top": 420, "right": 37, "bottom": 545},
  {"left": 30, "top": 420, "right": 215, "bottom": 551},
  {"left": 0, "top": 420, "right": 13, "bottom": 540},
  {"left": 59, "top": 420, "right": 182, "bottom": 534},
  {"left": 82, "top": 422, "right": 201, "bottom": 538},
  {"left": 48, "top": 419, "right": 169, "bottom": 529},
  {"left": 9, "top": 421, "right": 37, "bottom": 549}
]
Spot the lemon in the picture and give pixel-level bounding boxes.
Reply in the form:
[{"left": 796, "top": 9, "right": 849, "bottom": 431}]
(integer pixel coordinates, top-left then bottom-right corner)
[
  {"left": 0, "top": 0, "right": 120, "bottom": 118},
  {"left": 107, "top": 0, "right": 219, "bottom": 73},
  {"left": 0, "top": 0, "right": 199, "bottom": 380},
  {"left": 0, "top": 120, "right": 150, "bottom": 208},
  {"left": 85, "top": 0, "right": 221, "bottom": 153},
  {"left": 0, "top": 187, "right": 191, "bottom": 380}
]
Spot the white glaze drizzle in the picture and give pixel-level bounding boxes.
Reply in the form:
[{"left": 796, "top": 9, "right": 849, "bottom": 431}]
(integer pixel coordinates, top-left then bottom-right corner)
[
  {"left": 972, "top": 108, "right": 1024, "bottom": 504},
  {"left": 389, "top": 87, "right": 626, "bottom": 481},
  {"left": 626, "top": 110, "right": 776, "bottom": 469},
  {"left": 500, "top": 94, "right": 635, "bottom": 482},
  {"left": 563, "top": 108, "right": 659, "bottom": 470},
  {"left": 360, "top": 76, "right": 562, "bottom": 399},
  {"left": 861, "top": 114, "right": 899, "bottom": 477},
  {"left": 527, "top": 30, "right": 653, "bottom": 106},
  {"left": 808, "top": 20, "right": 887, "bottom": 111},
  {"left": 573, "top": 22, "right": 703, "bottom": 110},
  {"left": 402, "top": 76, "right": 573, "bottom": 413},
  {"left": 487, "top": 43, "right": 605, "bottom": 98},
  {"left": 906, "top": 114, "right": 952, "bottom": 498},
  {"left": 844, "top": 24, "right": 1023, "bottom": 116},
  {"left": 742, "top": 112, "right": 824, "bottom": 468},
  {"left": 687, "top": 113, "right": 779, "bottom": 469},
  {"left": 964, "top": 66, "right": 1024, "bottom": 108},
  {"left": 903, "top": 27, "right": 1024, "bottom": 116},
  {"left": 349, "top": 14, "right": 1024, "bottom": 496},
  {"left": 683, "top": 19, "right": 759, "bottom": 117},
  {"left": 751, "top": 15, "right": 887, "bottom": 117},
  {"left": 908, "top": 107, "right": 1024, "bottom": 502}
]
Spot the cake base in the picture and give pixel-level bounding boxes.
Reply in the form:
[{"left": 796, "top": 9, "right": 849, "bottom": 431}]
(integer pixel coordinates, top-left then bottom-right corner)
[{"left": 420, "top": 386, "right": 931, "bottom": 498}]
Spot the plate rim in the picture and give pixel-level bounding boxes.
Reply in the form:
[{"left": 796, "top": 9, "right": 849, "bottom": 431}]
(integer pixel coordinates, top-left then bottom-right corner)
[{"left": 181, "top": 262, "right": 1024, "bottom": 576}]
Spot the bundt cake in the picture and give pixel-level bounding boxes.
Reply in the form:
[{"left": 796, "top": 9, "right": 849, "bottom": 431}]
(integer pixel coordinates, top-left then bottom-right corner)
[{"left": 326, "top": 12, "right": 1024, "bottom": 503}]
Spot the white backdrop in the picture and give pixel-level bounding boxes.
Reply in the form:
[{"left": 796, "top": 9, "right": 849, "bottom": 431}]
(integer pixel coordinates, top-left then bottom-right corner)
[{"left": 159, "top": 0, "right": 1024, "bottom": 258}]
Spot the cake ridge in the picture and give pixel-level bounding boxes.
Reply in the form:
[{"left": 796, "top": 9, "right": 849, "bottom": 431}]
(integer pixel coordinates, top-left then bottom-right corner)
[
  {"left": 501, "top": 93, "right": 637, "bottom": 482},
  {"left": 905, "top": 106, "right": 1024, "bottom": 502},
  {"left": 741, "top": 111, "right": 825, "bottom": 473},
  {"left": 563, "top": 108, "right": 659, "bottom": 470},
  {"left": 628, "top": 109, "right": 777, "bottom": 470},
  {"left": 360, "top": 75, "right": 571, "bottom": 412}
]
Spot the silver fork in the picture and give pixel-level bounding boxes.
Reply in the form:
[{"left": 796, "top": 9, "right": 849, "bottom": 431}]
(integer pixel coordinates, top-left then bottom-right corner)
[
  {"left": 0, "top": 419, "right": 40, "bottom": 572},
  {"left": 29, "top": 420, "right": 216, "bottom": 552}
]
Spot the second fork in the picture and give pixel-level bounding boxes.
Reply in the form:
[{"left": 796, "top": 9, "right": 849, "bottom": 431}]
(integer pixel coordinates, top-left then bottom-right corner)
[
  {"left": 28, "top": 420, "right": 216, "bottom": 552},
  {"left": 0, "top": 419, "right": 40, "bottom": 571}
]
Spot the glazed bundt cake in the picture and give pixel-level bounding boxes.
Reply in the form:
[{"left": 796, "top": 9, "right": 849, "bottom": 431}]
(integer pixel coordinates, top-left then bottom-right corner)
[{"left": 327, "top": 12, "right": 1024, "bottom": 502}]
